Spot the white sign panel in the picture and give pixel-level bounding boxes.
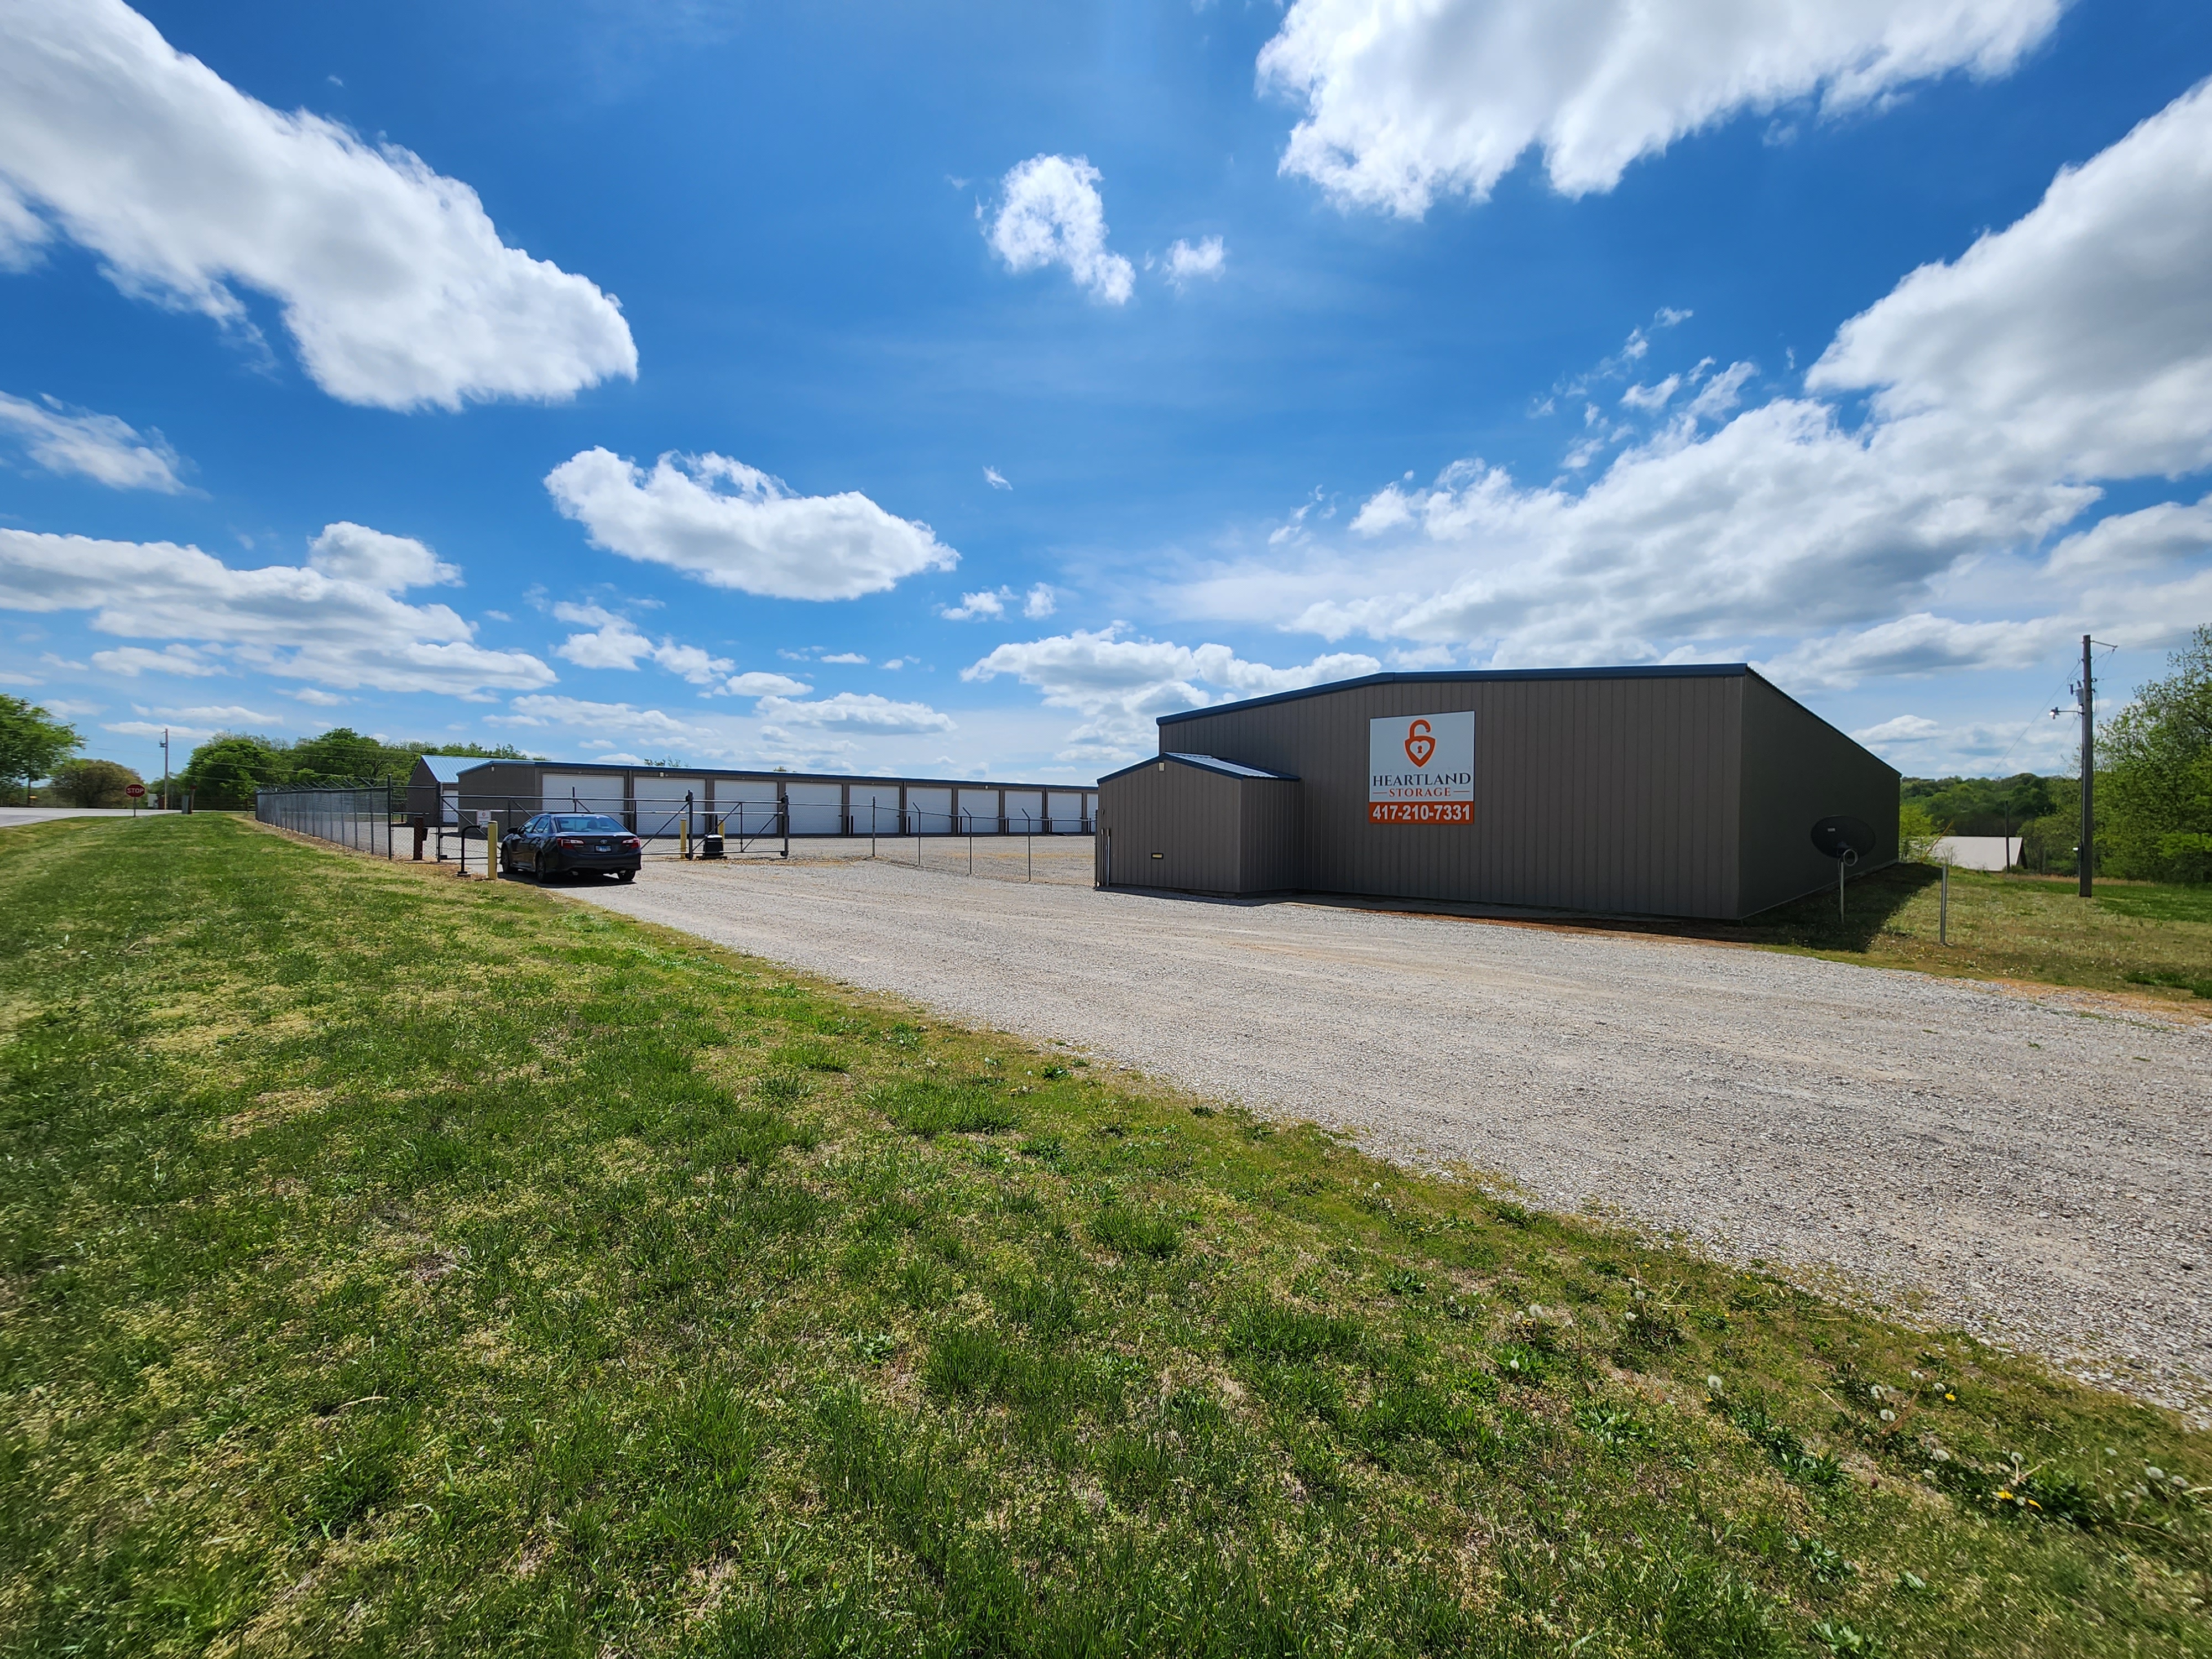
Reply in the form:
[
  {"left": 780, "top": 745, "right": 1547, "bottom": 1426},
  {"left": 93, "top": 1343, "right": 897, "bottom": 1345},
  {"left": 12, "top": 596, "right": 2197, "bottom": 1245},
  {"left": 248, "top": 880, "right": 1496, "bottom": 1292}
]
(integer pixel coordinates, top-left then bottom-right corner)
[{"left": 1368, "top": 711, "right": 1474, "bottom": 825}]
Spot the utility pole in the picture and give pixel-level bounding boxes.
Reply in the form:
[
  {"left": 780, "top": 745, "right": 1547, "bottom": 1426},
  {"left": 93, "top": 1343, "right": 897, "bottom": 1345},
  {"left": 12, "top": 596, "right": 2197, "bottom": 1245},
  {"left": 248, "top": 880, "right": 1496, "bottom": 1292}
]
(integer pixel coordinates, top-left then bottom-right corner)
[
  {"left": 2078, "top": 634, "right": 2094, "bottom": 899},
  {"left": 161, "top": 727, "right": 170, "bottom": 811}
]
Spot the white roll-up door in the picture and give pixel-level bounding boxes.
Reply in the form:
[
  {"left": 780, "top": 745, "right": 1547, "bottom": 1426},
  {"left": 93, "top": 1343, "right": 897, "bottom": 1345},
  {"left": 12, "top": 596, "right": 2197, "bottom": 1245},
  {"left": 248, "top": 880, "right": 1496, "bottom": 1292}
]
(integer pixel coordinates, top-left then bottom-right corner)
[
  {"left": 709, "top": 778, "right": 779, "bottom": 836},
  {"left": 850, "top": 785, "right": 900, "bottom": 835},
  {"left": 1003, "top": 790, "right": 1044, "bottom": 833},
  {"left": 632, "top": 777, "right": 707, "bottom": 837},
  {"left": 1046, "top": 791, "right": 1083, "bottom": 833},
  {"left": 906, "top": 786, "right": 952, "bottom": 833},
  {"left": 957, "top": 787, "right": 1001, "bottom": 834},
  {"left": 541, "top": 773, "right": 626, "bottom": 817},
  {"left": 785, "top": 781, "right": 843, "bottom": 834}
]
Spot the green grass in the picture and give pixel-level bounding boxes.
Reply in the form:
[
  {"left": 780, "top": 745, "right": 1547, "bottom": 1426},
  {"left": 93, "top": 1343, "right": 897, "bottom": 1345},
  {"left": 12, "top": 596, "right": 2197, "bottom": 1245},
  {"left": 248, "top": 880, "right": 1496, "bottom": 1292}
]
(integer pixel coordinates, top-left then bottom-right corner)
[
  {"left": 2, "top": 816, "right": 2207, "bottom": 1657},
  {"left": 1712, "top": 865, "right": 2212, "bottom": 1005}
]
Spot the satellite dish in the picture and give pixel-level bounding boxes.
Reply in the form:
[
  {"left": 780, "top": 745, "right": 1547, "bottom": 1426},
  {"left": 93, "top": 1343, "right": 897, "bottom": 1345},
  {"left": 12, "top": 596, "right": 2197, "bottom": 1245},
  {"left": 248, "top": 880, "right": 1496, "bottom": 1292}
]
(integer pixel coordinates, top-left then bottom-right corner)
[{"left": 1809, "top": 816, "right": 1876, "bottom": 860}]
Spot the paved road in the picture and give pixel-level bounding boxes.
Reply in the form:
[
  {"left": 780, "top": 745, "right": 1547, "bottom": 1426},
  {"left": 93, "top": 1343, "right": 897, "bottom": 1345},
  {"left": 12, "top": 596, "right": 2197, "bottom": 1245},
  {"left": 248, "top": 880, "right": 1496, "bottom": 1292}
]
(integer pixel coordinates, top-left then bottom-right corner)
[
  {"left": 0, "top": 807, "right": 150, "bottom": 829},
  {"left": 573, "top": 857, "right": 2212, "bottom": 1412}
]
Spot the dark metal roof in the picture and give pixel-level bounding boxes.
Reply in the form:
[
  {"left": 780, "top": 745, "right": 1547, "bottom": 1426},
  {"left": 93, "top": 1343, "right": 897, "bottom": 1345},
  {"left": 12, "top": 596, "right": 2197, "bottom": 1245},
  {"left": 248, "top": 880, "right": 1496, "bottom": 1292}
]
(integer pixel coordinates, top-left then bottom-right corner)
[
  {"left": 450, "top": 757, "right": 1093, "bottom": 792},
  {"left": 1097, "top": 752, "right": 1300, "bottom": 784},
  {"left": 1156, "top": 664, "right": 1752, "bottom": 726}
]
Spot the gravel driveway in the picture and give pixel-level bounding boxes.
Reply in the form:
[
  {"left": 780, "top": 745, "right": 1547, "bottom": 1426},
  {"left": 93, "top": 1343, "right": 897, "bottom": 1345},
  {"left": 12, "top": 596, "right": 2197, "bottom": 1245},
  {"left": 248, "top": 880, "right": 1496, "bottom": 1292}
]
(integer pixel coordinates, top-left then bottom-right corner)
[{"left": 572, "top": 854, "right": 2212, "bottom": 1413}]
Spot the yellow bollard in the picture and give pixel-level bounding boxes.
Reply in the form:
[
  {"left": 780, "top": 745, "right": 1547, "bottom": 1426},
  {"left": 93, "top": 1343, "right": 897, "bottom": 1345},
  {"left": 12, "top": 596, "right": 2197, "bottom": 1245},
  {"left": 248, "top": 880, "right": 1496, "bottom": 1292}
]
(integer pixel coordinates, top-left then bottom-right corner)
[{"left": 486, "top": 821, "right": 498, "bottom": 880}]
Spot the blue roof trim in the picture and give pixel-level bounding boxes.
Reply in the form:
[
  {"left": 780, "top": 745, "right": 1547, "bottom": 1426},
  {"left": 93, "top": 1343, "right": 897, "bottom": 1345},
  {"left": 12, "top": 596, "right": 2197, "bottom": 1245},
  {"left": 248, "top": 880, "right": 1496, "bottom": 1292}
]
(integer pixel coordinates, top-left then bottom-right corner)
[
  {"left": 1155, "top": 664, "right": 1751, "bottom": 726},
  {"left": 1097, "top": 752, "right": 1300, "bottom": 784}
]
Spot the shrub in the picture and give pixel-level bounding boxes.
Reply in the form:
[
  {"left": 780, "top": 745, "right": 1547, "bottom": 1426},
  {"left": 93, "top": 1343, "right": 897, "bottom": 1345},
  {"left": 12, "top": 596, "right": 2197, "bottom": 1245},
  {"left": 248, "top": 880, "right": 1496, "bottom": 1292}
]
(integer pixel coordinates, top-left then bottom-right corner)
[{"left": 49, "top": 758, "right": 143, "bottom": 807}]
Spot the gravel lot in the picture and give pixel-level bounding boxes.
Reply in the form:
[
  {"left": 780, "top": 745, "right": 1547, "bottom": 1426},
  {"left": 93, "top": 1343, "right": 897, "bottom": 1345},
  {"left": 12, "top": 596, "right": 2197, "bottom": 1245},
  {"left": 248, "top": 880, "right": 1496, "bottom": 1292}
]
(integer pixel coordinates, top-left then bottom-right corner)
[{"left": 573, "top": 853, "right": 2212, "bottom": 1413}]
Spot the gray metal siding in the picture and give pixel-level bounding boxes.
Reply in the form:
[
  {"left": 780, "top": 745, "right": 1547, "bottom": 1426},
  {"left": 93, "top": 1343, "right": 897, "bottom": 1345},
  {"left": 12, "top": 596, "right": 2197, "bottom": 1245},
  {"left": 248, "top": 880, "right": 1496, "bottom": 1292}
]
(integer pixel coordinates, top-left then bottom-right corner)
[
  {"left": 1164, "top": 674, "right": 1744, "bottom": 917},
  {"left": 1098, "top": 761, "right": 1249, "bottom": 892},
  {"left": 1736, "top": 674, "right": 1901, "bottom": 916},
  {"left": 1236, "top": 778, "right": 1303, "bottom": 892}
]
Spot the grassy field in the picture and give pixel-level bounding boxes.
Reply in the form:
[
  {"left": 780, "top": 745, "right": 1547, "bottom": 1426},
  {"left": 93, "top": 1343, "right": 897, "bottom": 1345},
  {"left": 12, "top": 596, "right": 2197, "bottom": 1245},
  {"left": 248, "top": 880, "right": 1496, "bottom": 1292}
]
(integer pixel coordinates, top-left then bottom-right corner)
[
  {"left": 1, "top": 815, "right": 2206, "bottom": 1658},
  {"left": 1629, "top": 865, "right": 2212, "bottom": 1008}
]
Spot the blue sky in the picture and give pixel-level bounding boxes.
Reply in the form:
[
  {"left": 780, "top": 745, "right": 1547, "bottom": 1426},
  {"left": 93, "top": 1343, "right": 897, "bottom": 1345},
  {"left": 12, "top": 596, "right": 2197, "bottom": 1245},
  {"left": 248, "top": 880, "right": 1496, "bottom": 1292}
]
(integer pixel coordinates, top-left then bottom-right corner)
[{"left": 3, "top": 0, "right": 2209, "bottom": 785}]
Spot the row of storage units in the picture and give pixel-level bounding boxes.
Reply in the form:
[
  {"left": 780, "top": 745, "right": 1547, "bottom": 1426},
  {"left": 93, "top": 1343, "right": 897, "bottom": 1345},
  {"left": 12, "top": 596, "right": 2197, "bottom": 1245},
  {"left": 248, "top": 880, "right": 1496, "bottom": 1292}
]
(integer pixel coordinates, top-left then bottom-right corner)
[{"left": 407, "top": 757, "right": 1096, "bottom": 838}]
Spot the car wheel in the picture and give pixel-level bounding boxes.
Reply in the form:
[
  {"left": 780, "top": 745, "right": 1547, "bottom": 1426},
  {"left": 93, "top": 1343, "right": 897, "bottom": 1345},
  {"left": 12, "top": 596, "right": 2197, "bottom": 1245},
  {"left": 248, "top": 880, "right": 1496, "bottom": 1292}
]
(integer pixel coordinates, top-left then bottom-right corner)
[{"left": 617, "top": 869, "right": 635, "bottom": 884}]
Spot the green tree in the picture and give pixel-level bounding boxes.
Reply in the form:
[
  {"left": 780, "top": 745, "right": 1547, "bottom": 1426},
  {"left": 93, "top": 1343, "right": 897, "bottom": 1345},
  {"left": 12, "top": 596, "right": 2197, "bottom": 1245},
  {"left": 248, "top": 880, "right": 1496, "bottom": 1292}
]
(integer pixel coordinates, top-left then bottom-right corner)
[
  {"left": 0, "top": 694, "right": 81, "bottom": 803},
  {"left": 2099, "top": 626, "right": 2212, "bottom": 881},
  {"left": 178, "top": 733, "right": 291, "bottom": 810},
  {"left": 418, "top": 741, "right": 535, "bottom": 760},
  {"left": 286, "top": 727, "right": 411, "bottom": 783},
  {"left": 49, "top": 758, "right": 145, "bottom": 807}
]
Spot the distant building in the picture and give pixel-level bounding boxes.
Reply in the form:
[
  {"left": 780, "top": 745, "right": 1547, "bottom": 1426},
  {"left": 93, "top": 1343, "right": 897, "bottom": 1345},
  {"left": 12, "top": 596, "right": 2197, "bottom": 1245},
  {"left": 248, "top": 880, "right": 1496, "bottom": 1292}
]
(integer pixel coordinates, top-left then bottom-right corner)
[{"left": 426, "top": 758, "right": 1096, "bottom": 840}]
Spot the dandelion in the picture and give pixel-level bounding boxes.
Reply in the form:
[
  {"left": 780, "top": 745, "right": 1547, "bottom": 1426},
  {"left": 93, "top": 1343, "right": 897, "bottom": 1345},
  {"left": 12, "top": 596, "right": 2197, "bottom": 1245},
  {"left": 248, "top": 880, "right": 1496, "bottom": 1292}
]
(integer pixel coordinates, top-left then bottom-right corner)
[
  {"left": 2146, "top": 1466, "right": 2165, "bottom": 1480},
  {"left": 1705, "top": 1374, "right": 1724, "bottom": 1392},
  {"left": 1880, "top": 1408, "right": 1896, "bottom": 1422}
]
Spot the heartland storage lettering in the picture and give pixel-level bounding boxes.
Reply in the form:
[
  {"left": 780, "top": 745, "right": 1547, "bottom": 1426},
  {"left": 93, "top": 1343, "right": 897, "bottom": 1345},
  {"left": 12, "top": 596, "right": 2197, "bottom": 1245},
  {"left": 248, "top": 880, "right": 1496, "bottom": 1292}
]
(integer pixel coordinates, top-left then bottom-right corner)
[{"left": 1368, "top": 712, "right": 1475, "bottom": 825}]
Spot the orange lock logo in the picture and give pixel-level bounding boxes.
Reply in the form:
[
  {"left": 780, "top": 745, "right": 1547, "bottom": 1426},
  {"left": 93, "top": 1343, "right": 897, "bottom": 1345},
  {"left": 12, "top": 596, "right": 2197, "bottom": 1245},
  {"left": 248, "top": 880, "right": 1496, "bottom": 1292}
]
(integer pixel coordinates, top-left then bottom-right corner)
[{"left": 1403, "top": 719, "right": 1436, "bottom": 768}]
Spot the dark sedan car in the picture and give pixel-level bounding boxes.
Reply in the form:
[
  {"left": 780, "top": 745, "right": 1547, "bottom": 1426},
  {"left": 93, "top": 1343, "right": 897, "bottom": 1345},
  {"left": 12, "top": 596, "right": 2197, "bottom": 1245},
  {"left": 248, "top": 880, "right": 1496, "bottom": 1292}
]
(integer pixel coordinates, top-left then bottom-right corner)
[{"left": 503, "top": 813, "right": 643, "bottom": 882}]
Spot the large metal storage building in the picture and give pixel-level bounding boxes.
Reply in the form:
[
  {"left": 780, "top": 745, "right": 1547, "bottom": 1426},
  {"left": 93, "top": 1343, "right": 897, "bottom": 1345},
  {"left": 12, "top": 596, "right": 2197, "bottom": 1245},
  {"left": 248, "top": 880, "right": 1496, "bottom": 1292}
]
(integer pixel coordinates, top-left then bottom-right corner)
[
  {"left": 435, "top": 758, "right": 1096, "bottom": 841},
  {"left": 1096, "top": 665, "right": 1897, "bottom": 921}
]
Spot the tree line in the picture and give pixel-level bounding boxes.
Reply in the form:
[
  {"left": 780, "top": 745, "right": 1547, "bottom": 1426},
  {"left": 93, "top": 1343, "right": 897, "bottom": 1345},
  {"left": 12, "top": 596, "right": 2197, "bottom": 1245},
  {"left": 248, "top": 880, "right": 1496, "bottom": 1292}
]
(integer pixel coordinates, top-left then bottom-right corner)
[{"left": 0, "top": 703, "right": 535, "bottom": 809}]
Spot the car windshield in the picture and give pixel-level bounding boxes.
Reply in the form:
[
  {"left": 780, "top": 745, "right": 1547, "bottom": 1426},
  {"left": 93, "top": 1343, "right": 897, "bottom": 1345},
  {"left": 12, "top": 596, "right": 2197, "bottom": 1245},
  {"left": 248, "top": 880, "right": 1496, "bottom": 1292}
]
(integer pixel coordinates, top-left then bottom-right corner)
[{"left": 552, "top": 815, "right": 626, "bottom": 833}]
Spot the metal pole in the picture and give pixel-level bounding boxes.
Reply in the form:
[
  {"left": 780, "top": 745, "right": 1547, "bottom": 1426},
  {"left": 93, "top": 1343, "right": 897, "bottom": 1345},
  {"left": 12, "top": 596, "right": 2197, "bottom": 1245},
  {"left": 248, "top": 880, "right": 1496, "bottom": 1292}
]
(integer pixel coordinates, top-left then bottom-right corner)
[
  {"left": 2079, "top": 632, "right": 2095, "bottom": 899},
  {"left": 160, "top": 727, "right": 170, "bottom": 811},
  {"left": 1939, "top": 862, "right": 1948, "bottom": 945},
  {"left": 968, "top": 815, "right": 974, "bottom": 875},
  {"left": 1027, "top": 813, "right": 1033, "bottom": 881}
]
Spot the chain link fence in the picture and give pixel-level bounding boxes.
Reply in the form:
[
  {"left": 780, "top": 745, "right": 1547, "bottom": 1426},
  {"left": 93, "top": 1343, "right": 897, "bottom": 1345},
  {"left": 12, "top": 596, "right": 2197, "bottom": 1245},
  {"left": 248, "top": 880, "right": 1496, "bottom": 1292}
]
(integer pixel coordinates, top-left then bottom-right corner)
[{"left": 256, "top": 783, "right": 398, "bottom": 857}]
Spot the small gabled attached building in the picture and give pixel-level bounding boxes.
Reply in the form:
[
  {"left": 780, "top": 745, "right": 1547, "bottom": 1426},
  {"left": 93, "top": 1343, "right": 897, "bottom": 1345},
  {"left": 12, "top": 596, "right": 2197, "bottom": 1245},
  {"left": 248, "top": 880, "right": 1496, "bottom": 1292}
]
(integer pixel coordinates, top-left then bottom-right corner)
[
  {"left": 403, "top": 753, "right": 471, "bottom": 826},
  {"left": 1094, "top": 754, "right": 1301, "bottom": 894}
]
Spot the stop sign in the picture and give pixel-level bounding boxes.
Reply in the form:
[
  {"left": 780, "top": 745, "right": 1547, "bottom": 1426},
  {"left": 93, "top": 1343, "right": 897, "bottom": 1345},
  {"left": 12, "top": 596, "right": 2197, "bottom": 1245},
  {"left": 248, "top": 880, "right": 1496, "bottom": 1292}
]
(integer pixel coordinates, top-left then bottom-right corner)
[{"left": 124, "top": 783, "right": 145, "bottom": 798}]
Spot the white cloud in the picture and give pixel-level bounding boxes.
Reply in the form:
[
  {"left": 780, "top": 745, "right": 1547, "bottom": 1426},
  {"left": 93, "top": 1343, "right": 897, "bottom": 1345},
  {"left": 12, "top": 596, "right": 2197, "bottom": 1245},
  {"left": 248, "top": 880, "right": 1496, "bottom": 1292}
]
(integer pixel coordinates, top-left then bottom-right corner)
[
  {"left": 1756, "top": 614, "right": 2067, "bottom": 692},
  {"left": 987, "top": 154, "right": 1135, "bottom": 305},
  {"left": 545, "top": 448, "right": 957, "bottom": 601},
  {"left": 942, "top": 588, "right": 1009, "bottom": 621},
  {"left": 0, "top": 523, "right": 553, "bottom": 694},
  {"left": 1807, "top": 80, "right": 2212, "bottom": 483},
  {"left": 106, "top": 719, "right": 216, "bottom": 740},
  {"left": 722, "top": 670, "right": 812, "bottom": 697},
  {"left": 2045, "top": 494, "right": 2212, "bottom": 576},
  {"left": 0, "top": 0, "right": 637, "bottom": 410},
  {"left": 1023, "top": 583, "right": 1057, "bottom": 620},
  {"left": 1166, "top": 81, "right": 2212, "bottom": 692},
  {"left": 90, "top": 644, "right": 225, "bottom": 678},
  {"left": 754, "top": 692, "right": 954, "bottom": 734},
  {"left": 1258, "top": 0, "right": 2063, "bottom": 215},
  {"left": 1164, "top": 236, "right": 1226, "bottom": 289},
  {"left": 1619, "top": 375, "right": 1679, "bottom": 413},
  {"left": 497, "top": 695, "right": 706, "bottom": 740},
  {"left": 820, "top": 651, "right": 868, "bottom": 665},
  {"left": 0, "top": 392, "right": 186, "bottom": 491},
  {"left": 289, "top": 686, "right": 347, "bottom": 706},
  {"left": 307, "top": 521, "right": 458, "bottom": 589},
  {"left": 1853, "top": 714, "right": 1942, "bottom": 743},
  {"left": 549, "top": 599, "right": 732, "bottom": 684},
  {"left": 963, "top": 626, "right": 1380, "bottom": 759},
  {"left": 137, "top": 702, "right": 276, "bottom": 726},
  {"left": 984, "top": 466, "right": 1012, "bottom": 491}
]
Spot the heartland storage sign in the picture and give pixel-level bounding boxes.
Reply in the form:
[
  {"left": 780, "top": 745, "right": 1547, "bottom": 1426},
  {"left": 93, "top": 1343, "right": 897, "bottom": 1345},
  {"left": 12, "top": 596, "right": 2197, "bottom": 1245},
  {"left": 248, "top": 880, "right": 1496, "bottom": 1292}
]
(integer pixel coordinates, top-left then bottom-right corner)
[{"left": 1368, "top": 712, "right": 1474, "bottom": 825}]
